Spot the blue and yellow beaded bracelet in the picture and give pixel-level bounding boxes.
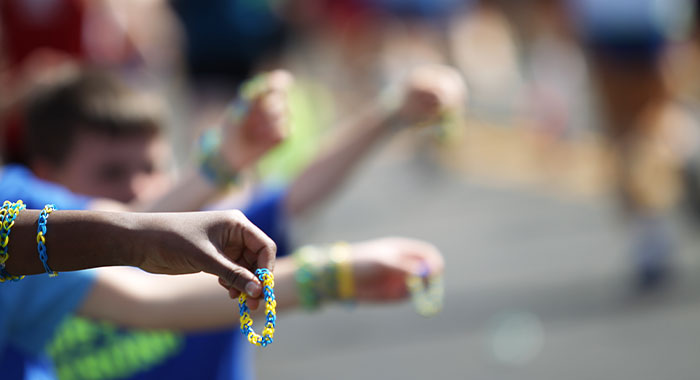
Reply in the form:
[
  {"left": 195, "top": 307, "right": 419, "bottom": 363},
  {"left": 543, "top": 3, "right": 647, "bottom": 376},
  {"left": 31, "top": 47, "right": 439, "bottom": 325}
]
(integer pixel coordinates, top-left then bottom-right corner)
[
  {"left": 239, "top": 268, "right": 277, "bottom": 347},
  {"left": 0, "top": 200, "right": 26, "bottom": 282},
  {"left": 37, "top": 204, "right": 57, "bottom": 277}
]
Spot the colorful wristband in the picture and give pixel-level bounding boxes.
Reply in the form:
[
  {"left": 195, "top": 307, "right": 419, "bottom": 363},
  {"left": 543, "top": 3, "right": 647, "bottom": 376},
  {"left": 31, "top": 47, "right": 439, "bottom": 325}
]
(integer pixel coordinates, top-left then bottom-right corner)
[
  {"left": 330, "top": 242, "right": 354, "bottom": 301},
  {"left": 0, "top": 200, "right": 26, "bottom": 282},
  {"left": 198, "top": 129, "right": 241, "bottom": 188},
  {"left": 293, "top": 245, "right": 325, "bottom": 310},
  {"left": 292, "top": 242, "right": 356, "bottom": 310},
  {"left": 239, "top": 268, "right": 277, "bottom": 347},
  {"left": 37, "top": 204, "right": 57, "bottom": 277}
]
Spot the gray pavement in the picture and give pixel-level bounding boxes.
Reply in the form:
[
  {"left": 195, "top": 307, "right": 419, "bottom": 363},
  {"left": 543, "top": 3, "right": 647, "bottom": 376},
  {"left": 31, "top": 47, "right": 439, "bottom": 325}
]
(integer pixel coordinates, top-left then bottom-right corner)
[{"left": 257, "top": 148, "right": 700, "bottom": 380}]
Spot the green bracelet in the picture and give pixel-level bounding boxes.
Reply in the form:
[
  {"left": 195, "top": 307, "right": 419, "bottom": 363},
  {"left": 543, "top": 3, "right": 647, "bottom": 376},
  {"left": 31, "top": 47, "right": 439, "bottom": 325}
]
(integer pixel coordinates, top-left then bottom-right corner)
[
  {"left": 293, "top": 246, "right": 324, "bottom": 310},
  {"left": 292, "top": 243, "right": 355, "bottom": 310}
]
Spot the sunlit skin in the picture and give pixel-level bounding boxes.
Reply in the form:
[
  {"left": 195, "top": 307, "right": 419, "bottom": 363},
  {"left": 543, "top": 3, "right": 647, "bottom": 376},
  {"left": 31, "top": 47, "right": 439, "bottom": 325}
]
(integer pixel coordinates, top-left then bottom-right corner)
[
  {"left": 9, "top": 67, "right": 456, "bottom": 332},
  {"left": 34, "top": 131, "right": 172, "bottom": 204}
]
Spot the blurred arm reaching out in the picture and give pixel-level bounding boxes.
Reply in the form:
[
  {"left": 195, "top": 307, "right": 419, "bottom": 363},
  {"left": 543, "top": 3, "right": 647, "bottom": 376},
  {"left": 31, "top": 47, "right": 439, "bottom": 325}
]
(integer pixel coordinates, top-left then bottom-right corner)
[
  {"left": 285, "top": 65, "right": 466, "bottom": 217},
  {"left": 78, "top": 238, "right": 443, "bottom": 331}
]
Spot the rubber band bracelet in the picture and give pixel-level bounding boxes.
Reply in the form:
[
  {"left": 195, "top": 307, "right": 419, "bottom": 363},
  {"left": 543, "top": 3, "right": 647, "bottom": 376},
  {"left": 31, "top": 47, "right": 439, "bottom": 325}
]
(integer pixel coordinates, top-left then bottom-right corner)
[
  {"left": 294, "top": 249, "right": 321, "bottom": 310},
  {"left": 406, "top": 263, "right": 444, "bottom": 317},
  {"left": 0, "top": 200, "right": 26, "bottom": 282},
  {"left": 239, "top": 268, "right": 277, "bottom": 347},
  {"left": 198, "top": 129, "right": 242, "bottom": 188},
  {"left": 37, "top": 204, "right": 57, "bottom": 277},
  {"left": 330, "top": 242, "right": 354, "bottom": 301}
]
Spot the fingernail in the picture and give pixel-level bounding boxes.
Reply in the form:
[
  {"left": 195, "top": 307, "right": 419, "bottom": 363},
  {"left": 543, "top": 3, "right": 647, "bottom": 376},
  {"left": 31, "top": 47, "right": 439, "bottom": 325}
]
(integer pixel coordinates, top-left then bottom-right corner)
[{"left": 245, "top": 282, "right": 260, "bottom": 297}]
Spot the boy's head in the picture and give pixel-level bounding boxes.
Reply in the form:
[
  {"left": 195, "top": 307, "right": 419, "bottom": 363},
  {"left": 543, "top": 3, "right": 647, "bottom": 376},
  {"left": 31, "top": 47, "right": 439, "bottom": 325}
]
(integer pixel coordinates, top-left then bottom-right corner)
[{"left": 26, "top": 67, "right": 172, "bottom": 203}]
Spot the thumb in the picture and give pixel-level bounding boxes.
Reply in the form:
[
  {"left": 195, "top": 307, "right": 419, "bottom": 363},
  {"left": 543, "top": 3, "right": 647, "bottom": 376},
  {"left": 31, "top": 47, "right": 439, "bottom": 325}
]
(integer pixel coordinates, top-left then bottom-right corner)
[{"left": 210, "top": 256, "right": 263, "bottom": 298}]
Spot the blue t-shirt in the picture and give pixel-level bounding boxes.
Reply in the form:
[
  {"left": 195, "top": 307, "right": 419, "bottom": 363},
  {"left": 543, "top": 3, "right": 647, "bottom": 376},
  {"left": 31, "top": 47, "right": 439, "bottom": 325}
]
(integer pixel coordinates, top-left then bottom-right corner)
[
  {"left": 0, "top": 272, "right": 96, "bottom": 380},
  {"left": 0, "top": 164, "right": 291, "bottom": 380},
  {"left": 0, "top": 165, "right": 92, "bottom": 210},
  {"left": 241, "top": 186, "right": 290, "bottom": 259},
  {"left": 46, "top": 187, "right": 290, "bottom": 380},
  {"left": 0, "top": 164, "right": 97, "bottom": 379}
]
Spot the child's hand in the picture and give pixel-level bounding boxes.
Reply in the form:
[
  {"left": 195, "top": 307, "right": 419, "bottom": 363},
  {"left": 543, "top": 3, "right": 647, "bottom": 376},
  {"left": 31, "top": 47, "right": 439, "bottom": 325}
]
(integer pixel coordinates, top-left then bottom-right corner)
[
  {"left": 220, "top": 70, "right": 294, "bottom": 170},
  {"left": 349, "top": 237, "right": 444, "bottom": 302},
  {"left": 135, "top": 210, "right": 276, "bottom": 301},
  {"left": 395, "top": 64, "right": 467, "bottom": 126}
]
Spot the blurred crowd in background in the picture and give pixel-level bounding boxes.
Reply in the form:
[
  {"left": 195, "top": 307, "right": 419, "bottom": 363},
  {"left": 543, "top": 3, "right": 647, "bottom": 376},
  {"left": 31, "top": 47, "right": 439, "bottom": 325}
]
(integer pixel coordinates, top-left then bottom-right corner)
[
  {"left": 3, "top": 0, "right": 700, "bottom": 379},
  {"left": 5, "top": 0, "right": 699, "bottom": 281}
]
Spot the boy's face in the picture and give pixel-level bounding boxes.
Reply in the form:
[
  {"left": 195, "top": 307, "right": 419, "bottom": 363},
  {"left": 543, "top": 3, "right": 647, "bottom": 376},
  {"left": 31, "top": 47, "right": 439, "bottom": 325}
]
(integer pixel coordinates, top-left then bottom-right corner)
[{"left": 47, "top": 131, "right": 172, "bottom": 203}]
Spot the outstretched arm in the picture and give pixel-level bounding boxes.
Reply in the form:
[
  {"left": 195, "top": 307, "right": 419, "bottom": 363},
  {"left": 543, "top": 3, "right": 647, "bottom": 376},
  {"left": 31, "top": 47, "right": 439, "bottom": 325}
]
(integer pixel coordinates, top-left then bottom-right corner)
[
  {"left": 90, "top": 70, "right": 293, "bottom": 213},
  {"left": 5, "top": 209, "right": 276, "bottom": 299},
  {"left": 285, "top": 65, "right": 466, "bottom": 217},
  {"left": 76, "top": 237, "right": 443, "bottom": 331}
]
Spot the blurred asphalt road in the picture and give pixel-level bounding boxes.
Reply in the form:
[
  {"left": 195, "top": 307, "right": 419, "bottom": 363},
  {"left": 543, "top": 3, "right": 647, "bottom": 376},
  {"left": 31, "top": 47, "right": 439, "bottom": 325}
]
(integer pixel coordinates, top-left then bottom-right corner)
[{"left": 256, "top": 143, "right": 700, "bottom": 380}]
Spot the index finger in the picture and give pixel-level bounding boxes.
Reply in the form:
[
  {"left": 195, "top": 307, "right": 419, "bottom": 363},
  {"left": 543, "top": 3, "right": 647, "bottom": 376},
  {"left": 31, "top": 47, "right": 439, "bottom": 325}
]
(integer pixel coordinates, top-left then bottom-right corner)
[
  {"left": 397, "top": 239, "right": 444, "bottom": 276},
  {"left": 239, "top": 216, "right": 277, "bottom": 272}
]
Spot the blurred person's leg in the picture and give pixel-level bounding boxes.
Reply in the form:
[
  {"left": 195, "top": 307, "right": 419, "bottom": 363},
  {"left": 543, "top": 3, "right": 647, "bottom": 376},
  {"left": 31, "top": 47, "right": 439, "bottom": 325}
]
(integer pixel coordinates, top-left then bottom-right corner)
[
  {"left": 573, "top": 0, "right": 699, "bottom": 290},
  {"left": 590, "top": 56, "right": 689, "bottom": 290}
]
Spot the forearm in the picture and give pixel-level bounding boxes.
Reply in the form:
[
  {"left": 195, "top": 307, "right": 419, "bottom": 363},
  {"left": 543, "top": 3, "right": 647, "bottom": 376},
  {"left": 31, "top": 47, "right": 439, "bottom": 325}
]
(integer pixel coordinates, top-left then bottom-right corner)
[
  {"left": 286, "top": 65, "right": 465, "bottom": 217},
  {"left": 285, "top": 105, "right": 399, "bottom": 216},
  {"left": 78, "top": 269, "right": 239, "bottom": 331},
  {"left": 76, "top": 238, "right": 444, "bottom": 331},
  {"left": 87, "top": 166, "right": 239, "bottom": 213},
  {"left": 5, "top": 210, "right": 146, "bottom": 275},
  {"left": 136, "top": 170, "right": 223, "bottom": 212},
  {"left": 79, "top": 258, "right": 300, "bottom": 331}
]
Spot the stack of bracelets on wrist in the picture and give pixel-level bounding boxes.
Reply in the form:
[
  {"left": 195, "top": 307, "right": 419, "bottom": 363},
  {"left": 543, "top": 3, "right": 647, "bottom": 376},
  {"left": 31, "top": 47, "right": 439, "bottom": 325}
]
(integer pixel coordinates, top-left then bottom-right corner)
[
  {"left": 0, "top": 200, "right": 26, "bottom": 282},
  {"left": 239, "top": 268, "right": 277, "bottom": 347},
  {"left": 37, "top": 204, "right": 57, "bottom": 277},
  {"left": 329, "top": 242, "right": 354, "bottom": 301},
  {"left": 293, "top": 242, "right": 355, "bottom": 311},
  {"left": 293, "top": 245, "right": 323, "bottom": 309},
  {"left": 406, "top": 263, "right": 444, "bottom": 317}
]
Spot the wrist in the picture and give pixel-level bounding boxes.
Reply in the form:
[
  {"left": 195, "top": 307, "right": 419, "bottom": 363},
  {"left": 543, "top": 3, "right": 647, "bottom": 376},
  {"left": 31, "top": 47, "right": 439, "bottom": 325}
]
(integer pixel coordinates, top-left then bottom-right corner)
[
  {"left": 48, "top": 210, "right": 147, "bottom": 271},
  {"left": 114, "top": 212, "right": 151, "bottom": 268},
  {"left": 329, "top": 242, "right": 354, "bottom": 301},
  {"left": 376, "top": 88, "right": 405, "bottom": 129},
  {"left": 120, "top": 211, "right": 186, "bottom": 270},
  {"left": 292, "top": 242, "right": 355, "bottom": 310},
  {"left": 198, "top": 129, "right": 242, "bottom": 189}
]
